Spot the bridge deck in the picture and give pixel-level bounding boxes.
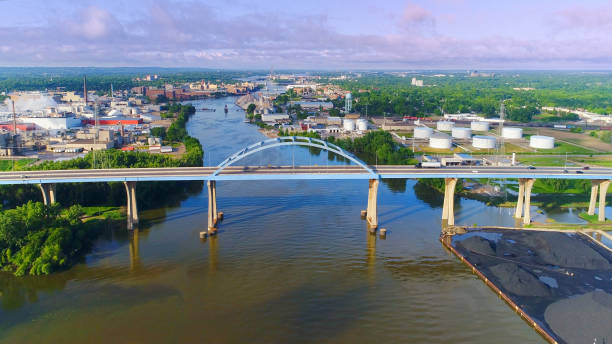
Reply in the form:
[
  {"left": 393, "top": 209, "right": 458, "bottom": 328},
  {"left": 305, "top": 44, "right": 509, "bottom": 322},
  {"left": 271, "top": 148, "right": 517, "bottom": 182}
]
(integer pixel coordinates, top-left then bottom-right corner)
[{"left": 0, "top": 165, "right": 611, "bottom": 184}]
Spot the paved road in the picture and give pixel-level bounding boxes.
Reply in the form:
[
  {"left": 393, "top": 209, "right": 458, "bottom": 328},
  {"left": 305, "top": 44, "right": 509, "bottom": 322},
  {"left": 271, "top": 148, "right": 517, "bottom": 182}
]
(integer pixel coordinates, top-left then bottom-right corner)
[{"left": 1, "top": 165, "right": 611, "bottom": 184}]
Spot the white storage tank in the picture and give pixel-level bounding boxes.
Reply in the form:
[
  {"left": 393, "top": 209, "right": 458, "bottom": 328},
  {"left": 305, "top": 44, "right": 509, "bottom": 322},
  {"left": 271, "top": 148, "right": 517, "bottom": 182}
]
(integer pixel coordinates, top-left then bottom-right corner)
[
  {"left": 343, "top": 119, "right": 355, "bottom": 131},
  {"left": 451, "top": 127, "right": 472, "bottom": 139},
  {"left": 429, "top": 133, "right": 453, "bottom": 149},
  {"left": 472, "top": 135, "right": 497, "bottom": 149},
  {"left": 471, "top": 121, "right": 490, "bottom": 132},
  {"left": 107, "top": 109, "right": 121, "bottom": 117},
  {"left": 437, "top": 121, "right": 454, "bottom": 131},
  {"left": 502, "top": 127, "right": 523, "bottom": 139},
  {"left": 530, "top": 135, "right": 555, "bottom": 149},
  {"left": 356, "top": 119, "right": 368, "bottom": 131},
  {"left": 414, "top": 126, "right": 433, "bottom": 139}
]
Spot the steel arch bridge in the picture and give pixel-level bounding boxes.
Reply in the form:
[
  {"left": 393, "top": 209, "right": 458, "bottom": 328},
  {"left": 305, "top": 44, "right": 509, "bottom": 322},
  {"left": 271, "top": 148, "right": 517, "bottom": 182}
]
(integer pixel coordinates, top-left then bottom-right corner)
[{"left": 212, "top": 136, "right": 377, "bottom": 177}]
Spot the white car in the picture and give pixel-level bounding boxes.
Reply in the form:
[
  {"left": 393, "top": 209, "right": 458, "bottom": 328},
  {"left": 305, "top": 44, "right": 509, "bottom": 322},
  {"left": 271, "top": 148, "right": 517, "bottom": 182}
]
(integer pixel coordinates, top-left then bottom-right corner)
[{"left": 472, "top": 170, "right": 479, "bottom": 173}]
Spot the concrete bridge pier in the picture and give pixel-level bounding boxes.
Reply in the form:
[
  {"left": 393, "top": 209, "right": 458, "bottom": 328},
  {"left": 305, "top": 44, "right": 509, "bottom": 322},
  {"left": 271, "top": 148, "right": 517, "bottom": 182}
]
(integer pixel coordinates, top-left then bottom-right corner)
[
  {"left": 207, "top": 180, "right": 220, "bottom": 235},
  {"left": 39, "top": 183, "right": 56, "bottom": 205},
  {"left": 123, "top": 181, "right": 138, "bottom": 230},
  {"left": 588, "top": 181, "right": 600, "bottom": 216},
  {"left": 366, "top": 179, "right": 379, "bottom": 232},
  {"left": 442, "top": 178, "right": 457, "bottom": 226},
  {"left": 598, "top": 180, "right": 611, "bottom": 222},
  {"left": 514, "top": 178, "right": 535, "bottom": 225}
]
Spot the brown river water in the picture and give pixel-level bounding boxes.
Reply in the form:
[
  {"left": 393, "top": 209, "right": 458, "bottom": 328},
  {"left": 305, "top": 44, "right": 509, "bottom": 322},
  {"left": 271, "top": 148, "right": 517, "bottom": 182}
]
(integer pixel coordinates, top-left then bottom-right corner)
[{"left": 0, "top": 96, "right": 548, "bottom": 343}]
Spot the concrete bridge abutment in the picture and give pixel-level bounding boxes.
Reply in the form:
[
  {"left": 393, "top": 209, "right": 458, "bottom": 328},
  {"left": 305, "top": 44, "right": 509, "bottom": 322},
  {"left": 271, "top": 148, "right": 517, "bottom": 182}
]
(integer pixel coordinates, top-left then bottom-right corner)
[
  {"left": 39, "top": 183, "right": 56, "bottom": 206},
  {"left": 124, "top": 181, "right": 138, "bottom": 230}
]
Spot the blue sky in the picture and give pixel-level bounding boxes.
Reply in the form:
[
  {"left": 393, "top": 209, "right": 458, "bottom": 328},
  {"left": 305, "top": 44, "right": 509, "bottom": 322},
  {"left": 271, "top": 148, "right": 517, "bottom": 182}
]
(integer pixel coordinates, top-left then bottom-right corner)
[{"left": 1, "top": 0, "right": 612, "bottom": 69}]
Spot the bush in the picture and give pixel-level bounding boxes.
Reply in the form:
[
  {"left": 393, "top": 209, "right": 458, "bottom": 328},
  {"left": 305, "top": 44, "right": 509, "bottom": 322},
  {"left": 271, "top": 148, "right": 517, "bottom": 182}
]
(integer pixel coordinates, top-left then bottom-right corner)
[{"left": 0, "top": 202, "right": 99, "bottom": 276}]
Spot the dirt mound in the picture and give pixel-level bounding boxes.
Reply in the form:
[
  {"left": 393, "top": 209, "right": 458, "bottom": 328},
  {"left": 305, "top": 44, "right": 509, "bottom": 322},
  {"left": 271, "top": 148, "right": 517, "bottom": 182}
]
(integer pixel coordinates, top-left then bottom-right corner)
[
  {"left": 528, "top": 232, "right": 611, "bottom": 270},
  {"left": 455, "top": 236, "right": 496, "bottom": 256},
  {"left": 544, "top": 291, "right": 612, "bottom": 344},
  {"left": 489, "top": 263, "right": 550, "bottom": 297}
]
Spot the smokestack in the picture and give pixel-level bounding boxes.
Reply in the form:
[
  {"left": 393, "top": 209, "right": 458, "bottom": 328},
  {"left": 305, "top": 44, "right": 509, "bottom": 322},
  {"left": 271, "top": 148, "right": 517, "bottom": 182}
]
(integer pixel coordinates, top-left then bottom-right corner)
[
  {"left": 84, "top": 75, "right": 88, "bottom": 104},
  {"left": 11, "top": 99, "right": 16, "bottom": 133}
]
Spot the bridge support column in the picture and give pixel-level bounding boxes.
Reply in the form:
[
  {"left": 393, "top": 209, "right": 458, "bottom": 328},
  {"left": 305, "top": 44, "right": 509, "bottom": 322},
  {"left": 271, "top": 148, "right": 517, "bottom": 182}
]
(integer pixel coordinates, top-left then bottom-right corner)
[
  {"left": 523, "top": 178, "right": 535, "bottom": 225},
  {"left": 515, "top": 178, "right": 535, "bottom": 225},
  {"left": 598, "top": 180, "right": 611, "bottom": 222},
  {"left": 442, "top": 178, "right": 457, "bottom": 226},
  {"left": 366, "top": 179, "right": 379, "bottom": 231},
  {"left": 39, "top": 183, "right": 56, "bottom": 205},
  {"left": 124, "top": 181, "right": 138, "bottom": 230},
  {"left": 588, "top": 181, "right": 600, "bottom": 216},
  {"left": 514, "top": 180, "right": 525, "bottom": 219},
  {"left": 207, "top": 180, "right": 219, "bottom": 235}
]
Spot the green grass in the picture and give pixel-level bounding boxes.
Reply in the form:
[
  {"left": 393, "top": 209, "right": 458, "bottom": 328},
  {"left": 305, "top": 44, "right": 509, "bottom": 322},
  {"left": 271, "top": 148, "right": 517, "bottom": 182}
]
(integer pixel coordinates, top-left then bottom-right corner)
[
  {"left": 81, "top": 206, "right": 123, "bottom": 220},
  {"left": 573, "top": 158, "right": 612, "bottom": 167},
  {"left": 0, "top": 159, "right": 35, "bottom": 171},
  {"left": 516, "top": 156, "right": 567, "bottom": 166},
  {"left": 501, "top": 142, "right": 533, "bottom": 153},
  {"left": 395, "top": 131, "right": 413, "bottom": 138},
  {"left": 578, "top": 212, "right": 603, "bottom": 224},
  {"left": 535, "top": 142, "right": 595, "bottom": 154}
]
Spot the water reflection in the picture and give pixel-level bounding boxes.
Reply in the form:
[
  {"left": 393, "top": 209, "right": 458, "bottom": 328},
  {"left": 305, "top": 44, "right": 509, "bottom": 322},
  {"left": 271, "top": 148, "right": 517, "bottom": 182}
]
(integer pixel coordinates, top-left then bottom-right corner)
[
  {"left": 129, "top": 229, "right": 141, "bottom": 272},
  {"left": 207, "top": 235, "right": 219, "bottom": 275},
  {"left": 366, "top": 231, "right": 376, "bottom": 282}
]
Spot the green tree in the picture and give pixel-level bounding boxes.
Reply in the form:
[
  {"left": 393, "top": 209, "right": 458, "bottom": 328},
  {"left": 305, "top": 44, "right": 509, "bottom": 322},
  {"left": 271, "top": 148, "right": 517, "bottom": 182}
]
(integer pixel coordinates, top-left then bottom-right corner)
[{"left": 247, "top": 103, "right": 256, "bottom": 115}]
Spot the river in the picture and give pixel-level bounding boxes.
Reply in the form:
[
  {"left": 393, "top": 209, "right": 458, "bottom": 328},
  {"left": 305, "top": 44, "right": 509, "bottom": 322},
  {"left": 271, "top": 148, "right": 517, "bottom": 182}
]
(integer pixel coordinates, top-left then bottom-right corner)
[{"left": 0, "top": 96, "right": 549, "bottom": 343}]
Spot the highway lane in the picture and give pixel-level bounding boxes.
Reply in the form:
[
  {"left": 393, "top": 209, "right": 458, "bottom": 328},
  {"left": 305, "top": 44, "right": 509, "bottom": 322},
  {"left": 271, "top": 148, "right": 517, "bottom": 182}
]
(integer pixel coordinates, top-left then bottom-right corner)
[{"left": 1, "top": 165, "right": 612, "bottom": 184}]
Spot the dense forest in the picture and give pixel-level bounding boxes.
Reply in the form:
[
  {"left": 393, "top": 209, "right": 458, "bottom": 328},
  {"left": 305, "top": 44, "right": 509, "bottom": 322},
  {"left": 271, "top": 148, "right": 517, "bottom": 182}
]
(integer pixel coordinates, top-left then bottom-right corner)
[
  {"left": 0, "top": 67, "right": 257, "bottom": 92},
  {"left": 332, "top": 72, "right": 612, "bottom": 121},
  {"left": 328, "top": 130, "right": 417, "bottom": 165},
  {"left": 0, "top": 202, "right": 103, "bottom": 276}
]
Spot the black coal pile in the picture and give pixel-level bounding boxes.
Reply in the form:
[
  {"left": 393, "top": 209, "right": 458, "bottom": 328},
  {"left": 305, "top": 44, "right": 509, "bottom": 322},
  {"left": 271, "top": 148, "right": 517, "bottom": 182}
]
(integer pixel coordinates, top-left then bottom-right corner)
[
  {"left": 544, "top": 290, "right": 612, "bottom": 344},
  {"left": 489, "top": 263, "right": 551, "bottom": 297},
  {"left": 452, "top": 229, "right": 612, "bottom": 344}
]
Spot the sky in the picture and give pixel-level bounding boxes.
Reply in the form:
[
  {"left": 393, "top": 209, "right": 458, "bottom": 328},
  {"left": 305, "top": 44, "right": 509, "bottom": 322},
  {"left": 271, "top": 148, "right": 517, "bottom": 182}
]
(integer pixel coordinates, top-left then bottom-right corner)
[{"left": 1, "top": 0, "right": 612, "bottom": 69}]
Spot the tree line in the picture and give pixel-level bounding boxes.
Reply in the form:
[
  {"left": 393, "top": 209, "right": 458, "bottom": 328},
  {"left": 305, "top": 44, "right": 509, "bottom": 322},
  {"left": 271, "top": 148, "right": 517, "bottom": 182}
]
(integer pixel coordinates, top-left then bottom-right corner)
[{"left": 331, "top": 73, "right": 612, "bottom": 122}]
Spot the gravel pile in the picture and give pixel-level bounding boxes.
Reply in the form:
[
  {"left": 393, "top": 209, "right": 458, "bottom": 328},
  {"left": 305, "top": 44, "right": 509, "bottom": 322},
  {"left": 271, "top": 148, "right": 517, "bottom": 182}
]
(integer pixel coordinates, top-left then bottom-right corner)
[
  {"left": 489, "top": 263, "right": 551, "bottom": 297},
  {"left": 544, "top": 290, "right": 612, "bottom": 343},
  {"left": 452, "top": 229, "right": 612, "bottom": 343}
]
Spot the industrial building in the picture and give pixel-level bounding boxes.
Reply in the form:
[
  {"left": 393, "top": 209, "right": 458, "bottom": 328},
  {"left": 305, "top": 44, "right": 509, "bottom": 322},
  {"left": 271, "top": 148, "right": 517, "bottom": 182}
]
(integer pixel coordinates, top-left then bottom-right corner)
[
  {"left": 17, "top": 115, "right": 81, "bottom": 130},
  {"left": 261, "top": 113, "right": 290, "bottom": 124},
  {"left": 288, "top": 101, "right": 333, "bottom": 111},
  {"left": 441, "top": 153, "right": 482, "bottom": 166}
]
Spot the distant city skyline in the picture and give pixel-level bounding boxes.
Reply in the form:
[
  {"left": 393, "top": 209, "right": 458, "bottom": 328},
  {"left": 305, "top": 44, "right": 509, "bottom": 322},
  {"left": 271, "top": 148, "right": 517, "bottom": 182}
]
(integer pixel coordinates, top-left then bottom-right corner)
[{"left": 1, "top": 0, "right": 612, "bottom": 69}]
